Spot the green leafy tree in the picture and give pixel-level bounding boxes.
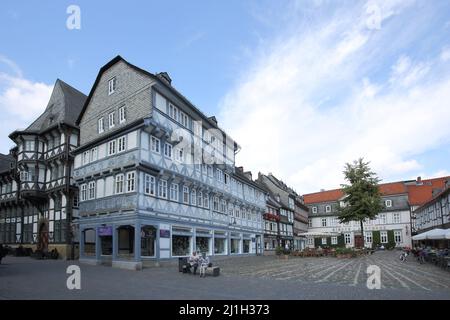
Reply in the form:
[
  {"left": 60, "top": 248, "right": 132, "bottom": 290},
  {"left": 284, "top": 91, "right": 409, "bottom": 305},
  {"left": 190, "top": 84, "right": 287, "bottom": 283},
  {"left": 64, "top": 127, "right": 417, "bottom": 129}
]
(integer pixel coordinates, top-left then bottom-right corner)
[{"left": 338, "top": 158, "right": 384, "bottom": 248}]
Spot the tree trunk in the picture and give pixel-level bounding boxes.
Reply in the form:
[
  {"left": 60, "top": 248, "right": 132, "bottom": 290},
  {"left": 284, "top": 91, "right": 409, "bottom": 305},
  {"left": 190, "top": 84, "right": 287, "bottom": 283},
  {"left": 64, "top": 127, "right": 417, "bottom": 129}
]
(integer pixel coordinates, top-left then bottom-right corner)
[{"left": 360, "top": 219, "right": 365, "bottom": 248}]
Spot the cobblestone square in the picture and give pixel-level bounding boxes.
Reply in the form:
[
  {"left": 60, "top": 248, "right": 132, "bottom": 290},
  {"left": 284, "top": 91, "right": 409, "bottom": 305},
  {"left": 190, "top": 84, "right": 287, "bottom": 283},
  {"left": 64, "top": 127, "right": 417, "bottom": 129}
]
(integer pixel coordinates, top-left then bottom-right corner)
[{"left": 1, "top": 250, "right": 449, "bottom": 300}]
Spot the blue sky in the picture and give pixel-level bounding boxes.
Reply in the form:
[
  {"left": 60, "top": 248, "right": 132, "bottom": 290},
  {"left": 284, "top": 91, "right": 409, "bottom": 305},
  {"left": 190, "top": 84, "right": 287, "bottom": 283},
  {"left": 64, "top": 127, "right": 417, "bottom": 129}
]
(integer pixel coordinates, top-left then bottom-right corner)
[{"left": 1, "top": 0, "right": 450, "bottom": 193}]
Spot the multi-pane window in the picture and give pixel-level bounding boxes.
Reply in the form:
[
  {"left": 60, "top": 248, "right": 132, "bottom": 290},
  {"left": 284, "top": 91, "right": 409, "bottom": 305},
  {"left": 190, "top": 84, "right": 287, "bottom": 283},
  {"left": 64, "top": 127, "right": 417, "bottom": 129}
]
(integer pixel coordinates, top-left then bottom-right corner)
[
  {"left": 83, "top": 151, "right": 89, "bottom": 165},
  {"left": 108, "top": 140, "right": 116, "bottom": 156},
  {"left": 379, "top": 214, "right": 387, "bottom": 224},
  {"left": 207, "top": 166, "right": 213, "bottom": 178},
  {"left": 119, "top": 106, "right": 126, "bottom": 123},
  {"left": 80, "top": 184, "right": 87, "bottom": 201},
  {"left": 216, "top": 169, "right": 223, "bottom": 183},
  {"left": 168, "top": 103, "right": 178, "bottom": 121},
  {"left": 25, "top": 140, "right": 35, "bottom": 151},
  {"left": 385, "top": 199, "right": 392, "bottom": 208},
  {"left": 344, "top": 233, "right": 351, "bottom": 244},
  {"left": 108, "top": 77, "right": 116, "bottom": 95},
  {"left": 203, "top": 194, "right": 209, "bottom": 208},
  {"left": 126, "top": 172, "right": 135, "bottom": 192},
  {"left": 213, "top": 196, "right": 219, "bottom": 211},
  {"left": 364, "top": 232, "right": 373, "bottom": 244},
  {"left": 322, "top": 238, "right": 327, "bottom": 245},
  {"left": 170, "top": 183, "right": 179, "bottom": 201},
  {"left": 321, "top": 218, "right": 327, "bottom": 227},
  {"left": 98, "top": 118, "right": 104, "bottom": 134},
  {"left": 220, "top": 200, "right": 227, "bottom": 213},
  {"left": 164, "top": 143, "right": 172, "bottom": 158},
  {"left": 108, "top": 112, "right": 115, "bottom": 128},
  {"left": 90, "top": 147, "right": 98, "bottom": 162},
  {"left": 175, "top": 148, "right": 184, "bottom": 162},
  {"left": 115, "top": 174, "right": 124, "bottom": 194},
  {"left": 308, "top": 218, "right": 312, "bottom": 228},
  {"left": 394, "top": 230, "right": 402, "bottom": 243},
  {"left": 393, "top": 213, "right": 401, "bottom": 223},
  {"left": 183, "top": 186, "right": 189, "bottom": 204},
  {"left": 180, "top": 111, "right": 189, "bottom": 127},
  {"left": 151, "top": 136, "right": 160, "bottom": 153},
  {"left": 144, "top": 174, "right": 156, "bottom": 196},
  {"left": 380, "top": 231, "right": 388, "bottom": 243},
  {"left": 331, "top": 236, "right": 338, "bottom": 245},
  {"left": 159, "top": 180, "right": 168, "bottom": 199},
  {"left": 312, "top": 207, "right": 318, "bottom": 214},
  {"left": 88, "top": 181, "right": 96, "bottom": 200},
  {"left": 118, "top": 136, "right": 126, "bottom": 153},
  {"left": 191, "top": 189, "right": 197, "bottom": 205},
  {"left": 325, "top": 205, "right": 331, "bottom": 213}
]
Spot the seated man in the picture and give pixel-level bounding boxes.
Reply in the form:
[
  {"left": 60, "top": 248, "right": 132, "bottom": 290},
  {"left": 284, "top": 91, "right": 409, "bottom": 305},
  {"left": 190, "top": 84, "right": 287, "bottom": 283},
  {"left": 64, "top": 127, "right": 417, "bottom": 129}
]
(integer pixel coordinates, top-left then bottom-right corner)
[
  {"left": 199, "top": 253, "right": 210, "bottom": 278},
  {"left": 188, "top": 251, "right": 200, "bottom": 275}
]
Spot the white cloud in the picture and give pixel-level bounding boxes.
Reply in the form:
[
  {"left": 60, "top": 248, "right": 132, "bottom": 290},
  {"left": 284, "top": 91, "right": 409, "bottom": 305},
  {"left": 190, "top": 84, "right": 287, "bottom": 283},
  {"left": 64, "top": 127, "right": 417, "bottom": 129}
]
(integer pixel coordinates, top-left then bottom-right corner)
[
  {"left": 0, "top": 57, "right": 52, "bottom": 153},
  {"left": 440, "top": 47, "right": 450, "bottom": 62},
  {"left": 219, "top": 1, "right": 450, "bottom": 194}
]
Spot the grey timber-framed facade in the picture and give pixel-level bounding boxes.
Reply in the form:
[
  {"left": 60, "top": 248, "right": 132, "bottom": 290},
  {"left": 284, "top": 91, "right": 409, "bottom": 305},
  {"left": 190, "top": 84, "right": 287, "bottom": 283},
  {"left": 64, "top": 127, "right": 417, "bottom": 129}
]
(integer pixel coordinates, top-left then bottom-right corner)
[{"left": 73, "top": 56, "right": 266, "bottom": 269}]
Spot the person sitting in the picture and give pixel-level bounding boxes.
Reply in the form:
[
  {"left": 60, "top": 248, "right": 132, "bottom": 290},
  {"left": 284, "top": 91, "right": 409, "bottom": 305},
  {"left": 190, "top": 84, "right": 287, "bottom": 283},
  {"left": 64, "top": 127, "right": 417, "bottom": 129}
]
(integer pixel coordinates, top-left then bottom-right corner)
[
  {"left": 199, "top": 253, "right": 210, "bottom": 278},
  {"left": 0, "top": 244, "right": 6, "bottom": 264},
  {"left": 187, "top": 251, "right": 199, "bottom": 275}
]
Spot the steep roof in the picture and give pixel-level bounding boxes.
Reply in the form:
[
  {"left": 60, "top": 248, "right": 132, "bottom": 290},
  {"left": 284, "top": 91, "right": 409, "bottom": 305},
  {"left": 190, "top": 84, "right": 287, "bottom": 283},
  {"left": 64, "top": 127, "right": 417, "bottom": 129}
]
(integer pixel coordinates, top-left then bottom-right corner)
[
  {"left": 407, "top": 176, "right": 450, "bottom": 206},
  {"left": 303, "top": 181, "right": 407, "bottom": 204},
  {"left": 0, "top": 153, "right": 14, "bottom": 173},
  {"left": 9, "top": 79, "right": 86, "bottom": 137}
]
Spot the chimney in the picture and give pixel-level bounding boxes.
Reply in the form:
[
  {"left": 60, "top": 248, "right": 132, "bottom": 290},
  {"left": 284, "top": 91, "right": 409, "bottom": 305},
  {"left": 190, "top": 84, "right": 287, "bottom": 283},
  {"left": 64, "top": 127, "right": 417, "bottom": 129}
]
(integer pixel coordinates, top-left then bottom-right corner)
[
  {"left": 320, "top": 189, "right": 325, "bottom": 192},
  {"left": 416, "top": 176, "right": 423, "bottom": 185},
  {"left": 208, "top": 116, "right": 218, "bottom": 126},
  {"left": 244, "top": 171, "right": 252, "bottom": 181}
]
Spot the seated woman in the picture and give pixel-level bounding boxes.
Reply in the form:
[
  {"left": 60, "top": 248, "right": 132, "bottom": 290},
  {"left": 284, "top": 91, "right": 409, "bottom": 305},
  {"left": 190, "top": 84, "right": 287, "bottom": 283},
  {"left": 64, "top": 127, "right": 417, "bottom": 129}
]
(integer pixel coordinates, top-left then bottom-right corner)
[{"left": 187, "top": 251, "right": 200, "bottom": 275}]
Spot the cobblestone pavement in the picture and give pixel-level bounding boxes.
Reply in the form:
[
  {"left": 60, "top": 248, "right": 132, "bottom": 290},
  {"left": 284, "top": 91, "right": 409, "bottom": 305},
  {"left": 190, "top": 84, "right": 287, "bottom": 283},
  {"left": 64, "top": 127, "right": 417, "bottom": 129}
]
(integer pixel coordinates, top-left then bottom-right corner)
[
  {"left": 219, "top": 250, "right": 450, "bottom": 291},
  {"left": 1, "top": 250, "right": 449, "bottom": 299}
]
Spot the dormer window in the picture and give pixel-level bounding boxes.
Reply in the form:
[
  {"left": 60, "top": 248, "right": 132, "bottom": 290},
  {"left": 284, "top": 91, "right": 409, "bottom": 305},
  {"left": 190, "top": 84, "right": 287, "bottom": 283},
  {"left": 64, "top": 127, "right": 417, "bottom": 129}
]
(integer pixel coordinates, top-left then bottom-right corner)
[
  {"left": 108, "top": 77, "right": 116, "bottom": 95},
  {"left": 325, "top": 205, "right": 332, "bottom": 213},
  {"left": 312, "top": 206, "right": 318, "bottom": 214},
  {"left": 385, "top": 199, "right": 392, "bottom": 208}
]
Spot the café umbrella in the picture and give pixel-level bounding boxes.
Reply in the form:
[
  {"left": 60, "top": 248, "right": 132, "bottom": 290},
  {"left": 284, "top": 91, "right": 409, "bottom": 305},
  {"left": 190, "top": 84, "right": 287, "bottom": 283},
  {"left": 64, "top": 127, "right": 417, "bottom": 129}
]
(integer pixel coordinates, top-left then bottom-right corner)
[{"left": 412, "top": 228, "right": 445, "bottom": 240}]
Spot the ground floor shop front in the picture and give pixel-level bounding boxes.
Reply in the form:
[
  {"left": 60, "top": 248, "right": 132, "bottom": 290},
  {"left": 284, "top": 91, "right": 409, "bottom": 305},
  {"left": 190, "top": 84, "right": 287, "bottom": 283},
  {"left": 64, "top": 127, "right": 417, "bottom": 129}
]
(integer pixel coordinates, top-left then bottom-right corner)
[{"left": 78, "top": 215, "right": 264, "bottom": 270}]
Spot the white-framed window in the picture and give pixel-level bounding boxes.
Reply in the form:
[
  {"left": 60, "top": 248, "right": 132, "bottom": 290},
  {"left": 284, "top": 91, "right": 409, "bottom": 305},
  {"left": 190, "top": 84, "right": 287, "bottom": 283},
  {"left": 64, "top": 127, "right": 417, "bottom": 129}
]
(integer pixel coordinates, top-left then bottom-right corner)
[
  {"left": 344, "top": 233, "right": 352, "bottom": 244},
  {"left": 325, "top": 205, "right": 331, "bottom": 213},
  {"left": 119, "top": 106, "right": 126, "bottom": 123},
  {"left": 393, "top": 213, "right": 401, "bottom": 223},
  {"left": 88, "top": 181, "right": 96, "bottom": 200},
  {"left": 221, "top": 200, "right": 227, "bottom": 213},
  {"left": 164, "top": 143, "right": 172, "bottom": 159},
  {"left": 308, "top": 218, "right": 312, "bottom": 228},
  {"left": 80, "top": 184, "right": 87, "bottom": 201},
  {"left": 144, "top": 174, "right": 156, "bottom": 196},
  {"left": 321, "top": 218, "right": 327, "bottom": 227},
  {"left": 203, "top": 194, "right": 209, "bottom": 209},
  {"left": 197, "top": 191, "right": 203, "bottom": 207},
  {"left": 158, "top": 180, "right": 168, "bottom": 199},
  {"left": 115, "top": 174, "right": 124, "bottom": 194},
  {"left": 108, "top": 140, "right": 116, "bottom": 156},
  {"left": 385, "top": 199, "right": 392, "bottom": 208},
  {"left": 379, "top": 213, "right": 387, "bottom": 225},
  {"left": 312, "top": 206, "right": 318, "bottom": 214},
  {"left": 118, "top": 136, "right": 126, "bottom": 153},
  {"left": 98, "top": 118, "right": 104, "bottom": 134},
  {"left": 175, "top": 147, "right": 184, "bottom": 162},
  {"left": 364, "top": 231, "right": 373, "bottom": 244},
  {"left": 168, "top": 103, "right": 178, "bottom": 121},
  {"left": 24, "top": 140, "right": 35, "bottom": 151},
  {"left": 126, "top": 172, "right": 135, "bottom": 192},
  {"left": 183, "top": 186, "right": 189, "bottom": 204},
  {"left": 170, "top": 183, "right": 179, "bottom": 201},
  {"left": 150, "top": 136, "right": 160, "bottom": 153},
  {"left": 380, "top": 231, "right": 388, "bottom": 243},
  {"left": 83, "top": 151, "right": 90, "bottom": 165},
  {"left": 321, "top": 237, "right": 327, "bottom": 245},
  {"left": 90, "top": 147, "right": 98, "bottom": 162},
  {"left": 108, "top": 112, "right": 115, "bottom": 128},
  {"left": 216, "top": 169, "right": 223, "bottom": 183},
  {"left": 394, "top": 230, "right": 402, "bottom": 243},
  {"left": 180, "top": 111, "right": 189, "bottom": 127},
  {"left": 307, "top": 238, "right": 313, "bottom": 245},
  {"left": 191, "top": 189, "right": 197, "bottom": 205},
  {"left": 213, "top": 196, "right": 219, "bottom": 211},
  {"left": 108, "top": 77, "right": 116, "bottom": 95},
  {"left": 331, "top": 236, "right": 338, "bottom": 245}
]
